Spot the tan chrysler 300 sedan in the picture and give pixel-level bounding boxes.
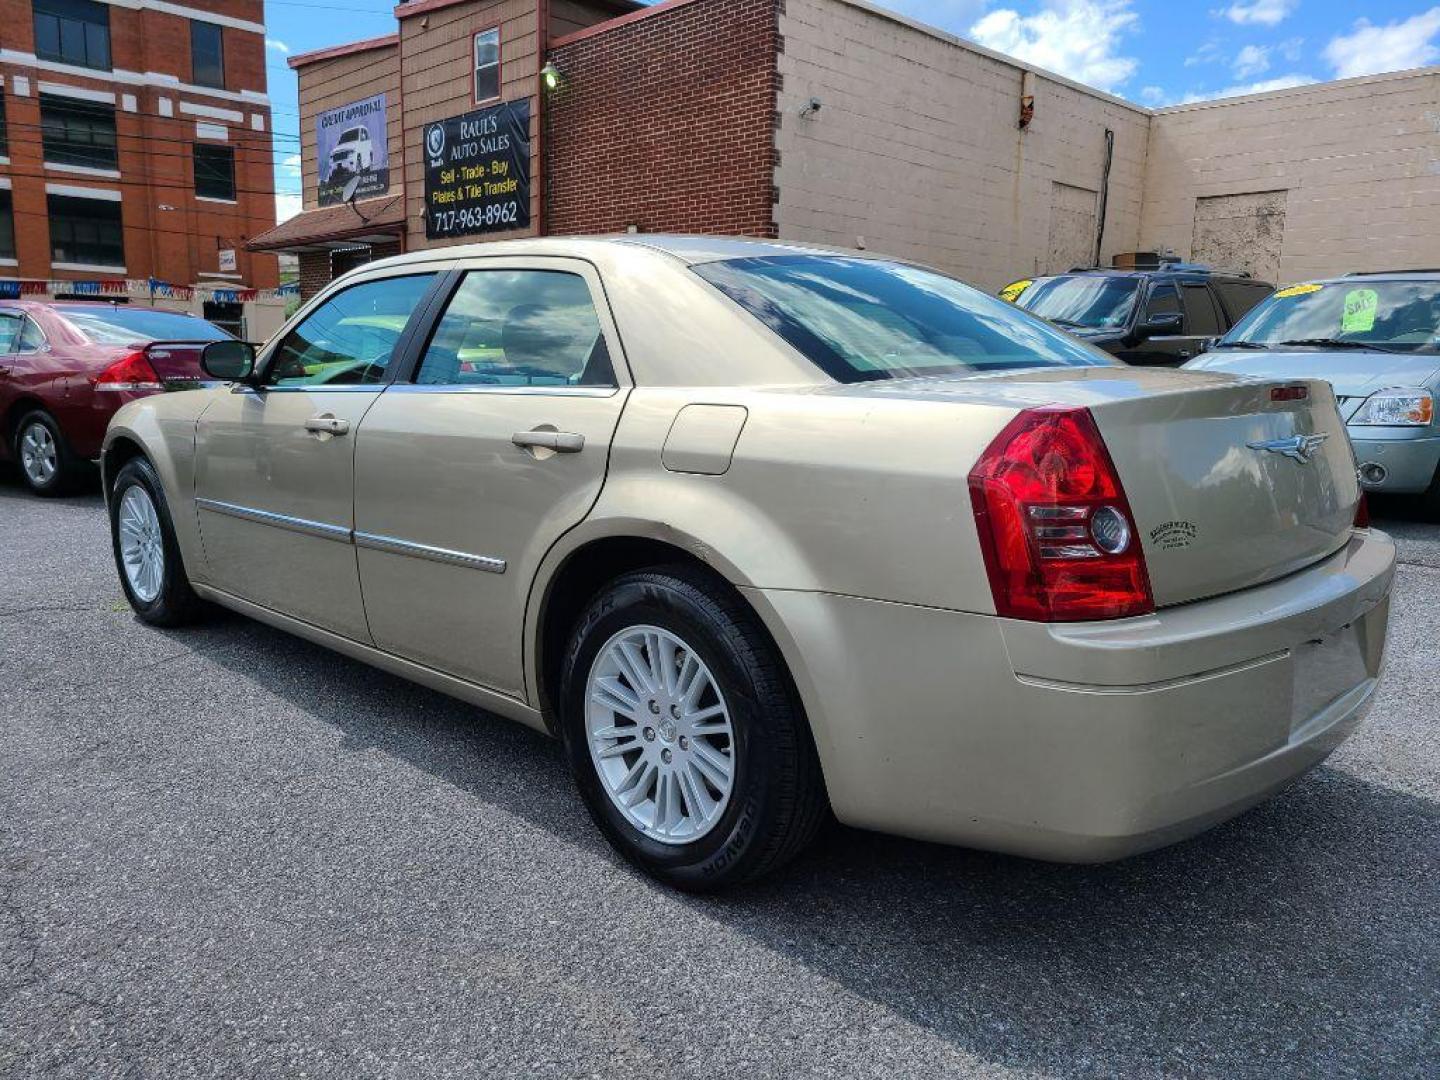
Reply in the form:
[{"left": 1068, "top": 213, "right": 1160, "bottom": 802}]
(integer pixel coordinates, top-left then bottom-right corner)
[{"left": 103, "top": 237, "right": 1394, "bottom": 890}]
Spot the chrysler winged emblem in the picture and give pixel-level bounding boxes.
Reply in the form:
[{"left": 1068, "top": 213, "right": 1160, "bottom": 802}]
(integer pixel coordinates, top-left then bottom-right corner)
[{"left": 1246, "top": 433, "right": 1330, "bottom": 463}]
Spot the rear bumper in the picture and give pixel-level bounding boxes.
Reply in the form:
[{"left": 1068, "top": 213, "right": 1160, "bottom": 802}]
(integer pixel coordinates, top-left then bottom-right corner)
[
  {"left": 1349, "top": 432, "right": 1440, "bottom": 494},
  {"left": 749, "top": 529, "right": 1395, "bottom": 861}
]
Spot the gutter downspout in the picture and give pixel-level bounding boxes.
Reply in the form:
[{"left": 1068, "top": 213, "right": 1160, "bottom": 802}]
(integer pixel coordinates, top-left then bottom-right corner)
[{"left": 1093, "top": 127, "right": 1114, "bottom": 268}]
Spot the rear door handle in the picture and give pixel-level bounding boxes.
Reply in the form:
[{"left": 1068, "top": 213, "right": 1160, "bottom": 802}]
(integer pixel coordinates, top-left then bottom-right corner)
[
  {"left": 304, "top": 415, "right": 350, "bottom": 435},
  {"left": 512, "top": 430, "right": 584, "bottom": 453}
]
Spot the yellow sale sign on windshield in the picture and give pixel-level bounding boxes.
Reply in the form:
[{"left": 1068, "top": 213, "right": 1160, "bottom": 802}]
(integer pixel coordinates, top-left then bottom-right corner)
[
  {"left": 999, "top": 279, "right": 1034, "bottom": 303},
  {"left": 1275, "top": 283, "right": 1323, "bottom": 298},
  {"left": 1341, "top": 289, "right": 1378, "bottom": 333}
]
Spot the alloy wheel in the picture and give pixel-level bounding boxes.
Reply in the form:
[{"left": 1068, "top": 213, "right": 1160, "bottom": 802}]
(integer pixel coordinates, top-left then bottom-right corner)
[
  {"left": 118, "top": 485, "right": 165, "bottom": 603},
  {"left": 585, "top": 625, "right": 737, "bottom": 845},
  {"left": 19, "top": 422, "right": 58, "bottom": 486}
]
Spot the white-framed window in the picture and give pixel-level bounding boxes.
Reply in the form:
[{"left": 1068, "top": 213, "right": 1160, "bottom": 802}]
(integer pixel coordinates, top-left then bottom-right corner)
[{"left": 473, "top": 27, "right": 500, "bottom": 103}]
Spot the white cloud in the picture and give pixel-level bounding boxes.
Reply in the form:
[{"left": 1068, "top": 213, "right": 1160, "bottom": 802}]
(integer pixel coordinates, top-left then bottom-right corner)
[
  {"left": 1178, "top": 72, "right": 1317, "bottom": 103},
  {"left": 1277, "top": 36, "right": 1304, "bottom": 61},
  {"left": 280, "top": 153, "right": 302, "bottom": 178},
  {"left": 969, "top": 0, "right": 1139, "bottom": 91},
  {"left": 265, "top": 38, "right": 290, "bottom": 54},
  {"left": 1184, "top": 39, "right": 1224, "bottom": 67},
  {"left": 1219, "top": 0, "right": 1296, "bottom": 26},
  {"left": 1323, "top": 8, "right": 1440, "bottom": 79},
  {"left": 1233, "top": 44, "right": 1270, "bottom": 77},
  {"left": 275, "top": 193, "right": 302, "bottom": 224},
  {"left": 1139, "top": 84, "right": 1166, "bottom": 103}
]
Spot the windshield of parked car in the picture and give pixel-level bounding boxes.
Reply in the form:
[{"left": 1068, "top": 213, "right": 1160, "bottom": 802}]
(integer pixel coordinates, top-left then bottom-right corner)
[
  {"left": 62, "top": 308, "right": 232, "bottom": 344},
  {"left": 693, "top": 256, "right": 1116, "bottom": 383},
  {"left": 1009, "top": 275, "right": 1140, "bottom": 330},
  {"left": 1218, "top": 280, "right": 1440, "bottom": 354}
]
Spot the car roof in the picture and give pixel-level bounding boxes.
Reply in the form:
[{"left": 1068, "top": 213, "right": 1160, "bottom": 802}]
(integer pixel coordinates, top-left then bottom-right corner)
[
  {"left": 358, "top": 234, "right": 879, "bottom": 271},
  {"left": 1309, "top": 271, "right": 1440, "bottom": 283},
  {"left": 1042, "top": 267, "right": 1263, "bottom": 284}
]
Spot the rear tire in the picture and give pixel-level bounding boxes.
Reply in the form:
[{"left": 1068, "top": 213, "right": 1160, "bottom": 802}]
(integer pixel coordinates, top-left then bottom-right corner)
[
  {"left": 559, "top": 565, "right": 827, "bottom": 891},
  {"left": 1416, "top": 465, "right": 1440, "bottom": 522},
  {"left": 14, "top": 410, "right": 84, "bottom": 496},
  {"left": 109, "top": 456, "right": 205, "bottom": 627}
]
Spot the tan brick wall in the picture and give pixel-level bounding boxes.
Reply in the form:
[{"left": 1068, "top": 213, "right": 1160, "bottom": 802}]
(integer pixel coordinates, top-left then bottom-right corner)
[
  {"left": 0, "top": 0, "right": 278, "bottom": 288},
  {"left": 297, "top": 43, "right": 402, "bottom": 213},
  {"left": 775, "top": 0, "right": 1150, "bottom": 291},
  {"left": 399, "top": 0, "right": 541, "bottom": 250},
  {"left": 1140, "top": 68, "right": 1440, "bottom": 283}
]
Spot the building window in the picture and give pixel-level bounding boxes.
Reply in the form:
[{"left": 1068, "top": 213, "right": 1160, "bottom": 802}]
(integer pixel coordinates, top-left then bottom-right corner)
[
  {"left": 474, "top": 28, "right": 500, "bottom": 103},
  {"left": 40, "top": 93, "right": 118, "bottom": 171},
  {"left": 47, "top": 194, "right": 125, "bottom": 268},
  {"left": 33, "top": 0, "right": 112, "bottom": 72},
  {"left": 0, "top": 190, "right": 15, "bottom": 261},
  {"left": 194, "top": 144, "right": 236, "bottom": 200},
  {"left": 191, "top": 21, "right": 225, "bottom": 90}
]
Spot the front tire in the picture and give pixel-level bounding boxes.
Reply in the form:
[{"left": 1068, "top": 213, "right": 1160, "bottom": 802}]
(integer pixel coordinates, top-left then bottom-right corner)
[
  {"left": 109, "top": 456, "right": 204, "bottom": 627},
  {"left": 14, "top": 410, "right": 84, "bottom": 496},
  {"left": 559, "top": 566, "right": 827, "bottom": 891}
]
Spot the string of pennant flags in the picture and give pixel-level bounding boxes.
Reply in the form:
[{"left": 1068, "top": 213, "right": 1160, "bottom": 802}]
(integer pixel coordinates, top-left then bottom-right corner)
[{"left": 0, "top": 278, "right": 300, "bottom": 303}]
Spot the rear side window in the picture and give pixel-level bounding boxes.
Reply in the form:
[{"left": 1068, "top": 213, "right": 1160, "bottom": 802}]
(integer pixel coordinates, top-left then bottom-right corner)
[
  {"left": 1214, "top": 281, "right": 1274, "bottom": 325},
  {"left": 1181, "top": 284, "right": 1223, "bottom": 336},
  {"left": 18, "top": 317, "right": 46, "bottom": 352},
  {"left": 415, "top": 270, "right": 613, "bottom": 387},
  {"left": 695, "top": 255, "right": 1113, "bottom": 383},
  {"left": 266, "top": 274, "right": 435, "bottom": 387}
]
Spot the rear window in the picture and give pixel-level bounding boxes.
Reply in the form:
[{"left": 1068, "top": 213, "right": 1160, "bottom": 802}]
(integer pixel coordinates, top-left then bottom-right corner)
[
  {"left": 61, "top": 307, "right": 232, "bottom": 345},
  {"left": 692, "top": 255, "right": 1114, "bottom": 383}
]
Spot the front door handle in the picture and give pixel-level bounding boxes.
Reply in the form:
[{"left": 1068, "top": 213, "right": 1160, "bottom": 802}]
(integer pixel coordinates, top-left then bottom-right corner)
[
  {"left": 304, "top": 415, "right": 350, "bottom": 435},
  {"left": 512, "top": 430, "right": 584, "bottom": 453}
]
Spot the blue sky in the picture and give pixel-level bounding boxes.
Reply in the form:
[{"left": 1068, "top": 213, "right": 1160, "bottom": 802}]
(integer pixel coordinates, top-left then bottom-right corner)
[{"left": 263, "top": 0, "right": 1440, "bottom": 221}]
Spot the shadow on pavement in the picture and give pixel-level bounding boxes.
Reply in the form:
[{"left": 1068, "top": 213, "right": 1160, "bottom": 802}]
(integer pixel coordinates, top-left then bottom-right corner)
[{"left": 185, "top": 605, "right": 1439, "bottom": 1077}]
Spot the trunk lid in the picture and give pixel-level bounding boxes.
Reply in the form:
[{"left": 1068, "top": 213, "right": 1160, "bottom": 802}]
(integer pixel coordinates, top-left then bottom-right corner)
[
  {"left": 820, "top": 367, "right": 1360, "bottom": 609},
  {"left": 139, "top": 341, "right": 211, "bottom": 388}
]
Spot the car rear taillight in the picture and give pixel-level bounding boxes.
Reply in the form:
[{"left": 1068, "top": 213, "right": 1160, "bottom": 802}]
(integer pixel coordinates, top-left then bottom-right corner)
[
  {"left": 1354, "top": 491, "right": 1371, "bottom": 529},
  {"left": 968, "top": 406, "right": 1154, "bottom": 622},
  {"left": 95, "top": 350, "right": 163, "bottom": 392}
]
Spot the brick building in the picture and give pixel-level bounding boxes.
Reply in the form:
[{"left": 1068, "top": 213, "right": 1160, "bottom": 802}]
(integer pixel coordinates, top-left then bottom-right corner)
[
  {"left": 252, "top": 0, "right": 1440, "bottom": 299},
  {"left": 0, "top": 0, "right": 284, "bottom": 336}
]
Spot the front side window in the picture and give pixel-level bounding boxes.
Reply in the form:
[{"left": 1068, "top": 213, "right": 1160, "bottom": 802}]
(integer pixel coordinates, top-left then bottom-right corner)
[
  {"left": 40, "top": 93, "right": 118, "bottom": 170},
  {"left": 474, "top": 28, "right": 500, "bottom": 102},
  {"left": 47, "top": 194, "right": 124, "bottom": 268},
  {"left": 1011, "top": 274, "right": 1141, "bottom": 330},
  {"left": 1142, "top": 283, "right": 1180, "bottom": 322},
  {"left": 193, "top": 144, "right": 235, "bottom": 200},
  {"left": 0, "top": 313, "right": 21, "bottom": 353},
  {"left": 695, "top": 255, "right": 1113, "bottom": 383},
  {"left": 34, "top": 0, "right": 111, "bottom": 71},
  {"left": 191, "top": 21, "right": 225, "bottom": 89},
  {"left": 266, "top": 274, "right": 436, "bottom": 387},
  {"left": 0, "top": 190, "right": 14, "bottom": 261},
  {"left": 416, "top": 270, "right": 613, "bottom": 387},
  {"left": 1181, "top": 284, "right": 1223, "bottom": 337},
  {"left": 1222, "top": 280, "right": 1440, "bottom": 355}
]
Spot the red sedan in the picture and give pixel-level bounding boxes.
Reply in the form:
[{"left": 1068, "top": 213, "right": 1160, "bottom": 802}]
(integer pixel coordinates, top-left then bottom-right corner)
[{"left": 0, "top": 301, "right": 231, "bottom": 495}]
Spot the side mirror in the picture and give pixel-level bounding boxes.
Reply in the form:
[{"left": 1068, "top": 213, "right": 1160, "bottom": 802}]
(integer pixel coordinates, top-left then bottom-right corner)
[
  {"left": 1199, "top": 336, "right": 1219, "bottom": 353},
  {"left": 201, "top": 340, "right": 256, "bottom": 381},
  {"left": 1135, "top": 311, "right": 1183, "bottom": 339}
]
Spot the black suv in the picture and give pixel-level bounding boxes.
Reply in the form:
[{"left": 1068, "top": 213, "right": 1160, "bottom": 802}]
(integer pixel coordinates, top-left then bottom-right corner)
[{"left": 1002, "top": 263, "right": 1275, "bottom": 366}]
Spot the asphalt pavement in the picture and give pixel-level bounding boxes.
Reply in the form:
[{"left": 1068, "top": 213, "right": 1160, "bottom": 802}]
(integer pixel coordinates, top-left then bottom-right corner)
[{"left": 1, "top": 469, "right": 1436, "bottom": 1078}]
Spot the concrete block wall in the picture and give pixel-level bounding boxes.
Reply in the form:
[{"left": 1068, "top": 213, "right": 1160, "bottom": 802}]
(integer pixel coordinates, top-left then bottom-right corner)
[
  {"left": 546, "top": 0, "right": 781, "bottom": 237},
  {"left": 775, "top": 0, "right": 1149, "bottom": 290},
  {"left": 1141, "top": 68, "right": 1440, "bottom": 283}
]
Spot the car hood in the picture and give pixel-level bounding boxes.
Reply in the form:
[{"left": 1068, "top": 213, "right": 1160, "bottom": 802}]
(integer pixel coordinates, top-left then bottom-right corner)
[{"left": 1185, "top": 348, "right": 1440, "bottom": 398}]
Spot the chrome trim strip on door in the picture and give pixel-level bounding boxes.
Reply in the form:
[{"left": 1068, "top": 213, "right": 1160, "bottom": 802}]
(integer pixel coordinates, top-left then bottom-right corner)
[
  {"left": 353, "top": 530, "right": 507, "bottom": 574},
  {"left": 195, "top": 497, "right": 353, "bottom": 543},
  {"left": 383, "top": 384, "right": 618, "bottom": 398}
]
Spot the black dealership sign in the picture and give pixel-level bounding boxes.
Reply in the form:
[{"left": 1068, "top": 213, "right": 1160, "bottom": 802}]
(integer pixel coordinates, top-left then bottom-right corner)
[{"left": 423, "top": 99, "right": 530, "bottom": 239}]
